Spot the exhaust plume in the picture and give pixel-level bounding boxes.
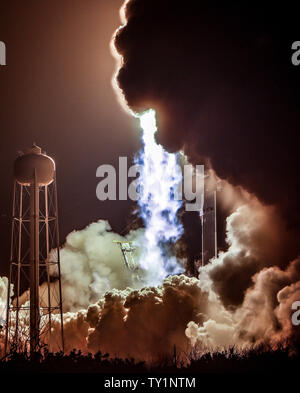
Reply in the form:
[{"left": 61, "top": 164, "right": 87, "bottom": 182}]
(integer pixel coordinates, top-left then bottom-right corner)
[{"left": 135, "top": 109, "right": 184, "bottom": 285}]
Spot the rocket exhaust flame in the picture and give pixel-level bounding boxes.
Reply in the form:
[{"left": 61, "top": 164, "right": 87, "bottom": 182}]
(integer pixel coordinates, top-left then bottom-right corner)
[{"left": 136, "top": 110, "right": 184, "bottom": 284}]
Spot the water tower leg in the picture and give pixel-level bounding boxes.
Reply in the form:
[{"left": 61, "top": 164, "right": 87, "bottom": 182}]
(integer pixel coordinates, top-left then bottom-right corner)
[
  {"left": 4, "top": 181, "right": 16, "bottom": 354},
  {"left": 30, "top": 170, "right": 40, "bottom": 353},
  {"left": 14, "top": 184, "right": 23, "bottom": 347},
  {"left": 45, "top": 185, "right": 52, "bottom": 344}
]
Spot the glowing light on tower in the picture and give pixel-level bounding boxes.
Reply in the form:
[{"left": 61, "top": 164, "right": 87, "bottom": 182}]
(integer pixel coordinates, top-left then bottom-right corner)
[{"left": 136, "top": 109, "right": 184, "bottom": 285}]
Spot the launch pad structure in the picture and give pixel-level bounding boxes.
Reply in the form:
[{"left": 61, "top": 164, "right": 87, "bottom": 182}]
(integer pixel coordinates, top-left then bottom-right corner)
[
  {"left": 113, "top": 240, "right": 138, "bottom": 271},
  {"left": 5, "top": 145, "right": 64, "bottom": 354}
]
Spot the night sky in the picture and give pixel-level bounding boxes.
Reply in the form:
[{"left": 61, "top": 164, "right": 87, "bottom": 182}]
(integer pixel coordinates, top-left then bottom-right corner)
[{"left": 0, "top": 0, "right": 139, "bottom": 276}]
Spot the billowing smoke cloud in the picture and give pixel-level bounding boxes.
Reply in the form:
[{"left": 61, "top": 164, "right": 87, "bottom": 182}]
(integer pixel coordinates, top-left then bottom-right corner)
[
  {"left": 235, "top": 257, "right": 300, "bottom": 345},
  {"left": 50, "top": 220, "right": 141, "bottom": 311},
  {"left": 0, "top": 277, "right": 8, "bottom": 326},
  {"left": 113, "top": 0, "right": 300, "bottom": 232},
  {"left": 42, "top": 184, "right": 300, "bottom": 357},
  {"left": 1, "top": 186, "right": 299, "bottom": 359},
  {"left": 199, "top": 196, "right": 298, "bottom": 308},
  {"left": 188, "top": 187, "right": 300, "bottom": 349},
  {"left": 0, "top": 277, "right": 8, "bottom": 353},
  {"left": 47, "top": 192, "right": 299, "bottom": 357},
  {"left": 86, "top": 274, "right": 206, "bottom": 359},
  {"left": 3, "top": 220, "right": 144, "bottom": 314},
  {"left": 185, "top": 261, "right": 300, "bottom": 350}
]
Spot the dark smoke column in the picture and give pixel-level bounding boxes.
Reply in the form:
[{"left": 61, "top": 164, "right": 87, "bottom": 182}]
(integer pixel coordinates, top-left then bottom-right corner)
[
  {"left": 5, "top": 145, "right": 64, "bottom": 354},
  {"left": 114, "top": 0, "right": 300, "bottom": 232}
]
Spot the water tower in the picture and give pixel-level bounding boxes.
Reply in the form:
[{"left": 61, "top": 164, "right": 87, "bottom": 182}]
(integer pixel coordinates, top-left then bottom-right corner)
[{"left": 5, "top": 145, "right": 64, "bottom": 354}]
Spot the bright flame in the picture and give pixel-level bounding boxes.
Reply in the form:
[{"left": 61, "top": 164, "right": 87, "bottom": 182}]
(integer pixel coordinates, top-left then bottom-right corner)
[{"left": 136, "top": 109, "right": 184, "bottom": 285}]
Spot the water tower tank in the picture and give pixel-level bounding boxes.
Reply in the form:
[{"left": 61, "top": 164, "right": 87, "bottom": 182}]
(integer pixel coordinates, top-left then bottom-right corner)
[{"left": 14, "top": 144, "right": 55, "bottom": 186}]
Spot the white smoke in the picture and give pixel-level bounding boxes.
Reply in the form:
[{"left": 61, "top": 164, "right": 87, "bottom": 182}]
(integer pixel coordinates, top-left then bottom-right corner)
[
  {"left": 1, "top": 184, "right": 299, "bottom": 359},
  {"left": 49, "top": 220, "right": 146, "bottom": 311},
  {"left": 44, "top": 185, "right": 298, "bottom": 358},
  {"left": 185, "top": 185, "right": 300, "bottom": 350},
  {"left": 0, "top": 277, "right": 8, "bottom": 328}
]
